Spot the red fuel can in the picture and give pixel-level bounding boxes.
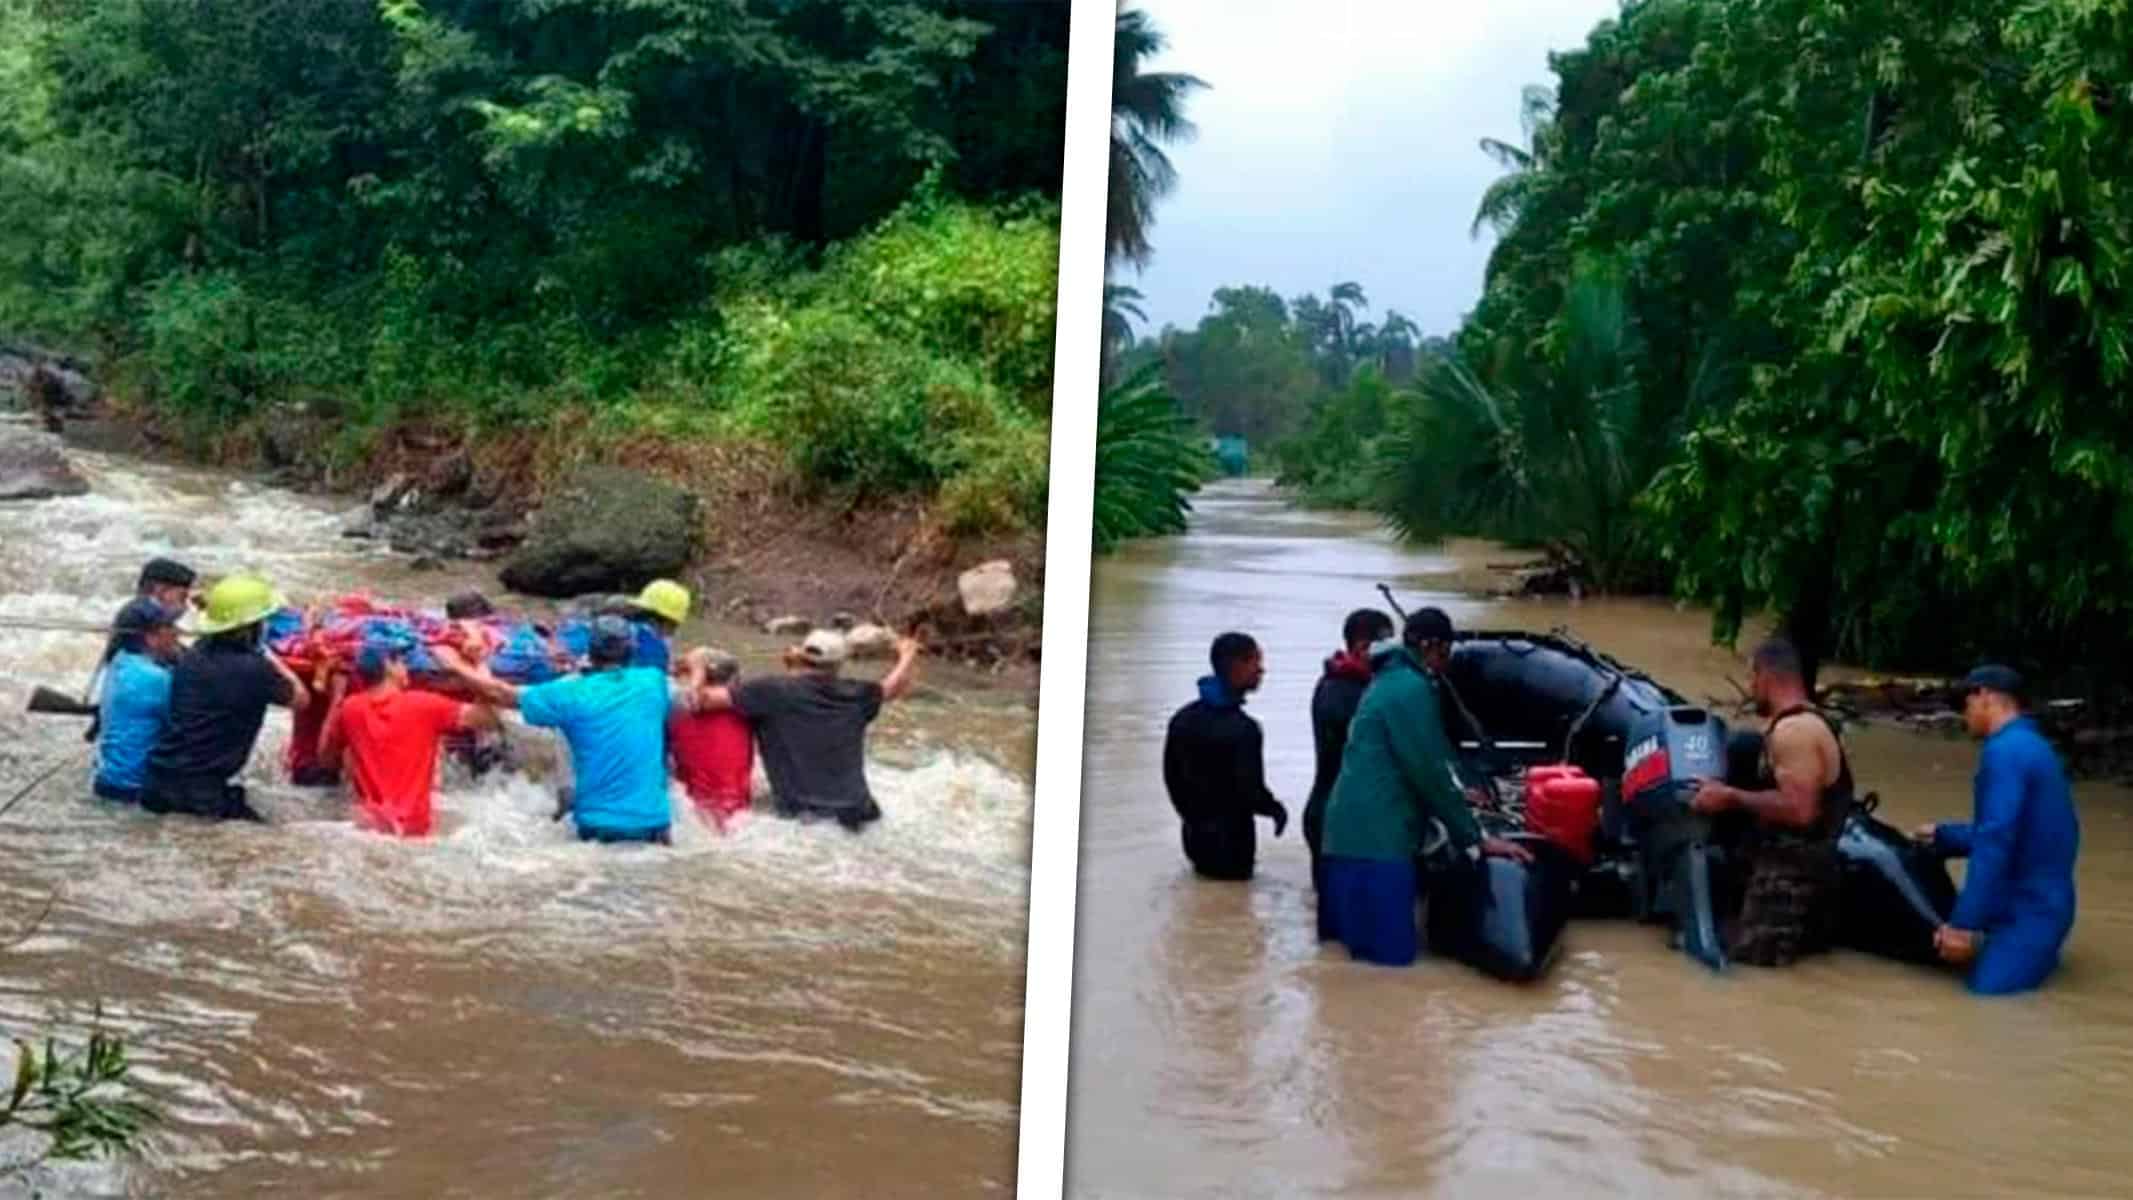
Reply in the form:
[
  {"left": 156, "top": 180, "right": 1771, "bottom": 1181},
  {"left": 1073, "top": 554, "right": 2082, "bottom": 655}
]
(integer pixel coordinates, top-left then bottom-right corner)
[{"left": 1525, "top": 765, "right": 1602, "bottom": 863}]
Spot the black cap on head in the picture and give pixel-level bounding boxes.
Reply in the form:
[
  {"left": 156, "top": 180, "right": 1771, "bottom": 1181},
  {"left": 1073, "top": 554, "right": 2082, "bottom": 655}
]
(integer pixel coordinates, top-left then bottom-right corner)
[
  {"left": 112, "top": 596, "right": 177, "bottom": 654},
  {"left": 1402, "top": 607, "right": 1455, "bottom": 646},
  {"left": 114, "top": 596, "right": 177, "bottom": 635},
  {"left": 445, "top": 590, "right": 495, "bottom": 620},
  {"left": 137, "top": 558, "right": 195, "bottom": 591},
  {"left": 1962, "top": 663, "right": 2025, "bottom": 704}
]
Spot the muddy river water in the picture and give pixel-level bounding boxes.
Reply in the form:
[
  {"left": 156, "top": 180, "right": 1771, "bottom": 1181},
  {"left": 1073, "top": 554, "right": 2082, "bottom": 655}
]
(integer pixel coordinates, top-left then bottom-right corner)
[
  {"left": 0, "top": 432, "right": 1034, "bottom": 1196},
  {"left": 1068, "top": 479, "right": 2133, "bottom": 1199}
]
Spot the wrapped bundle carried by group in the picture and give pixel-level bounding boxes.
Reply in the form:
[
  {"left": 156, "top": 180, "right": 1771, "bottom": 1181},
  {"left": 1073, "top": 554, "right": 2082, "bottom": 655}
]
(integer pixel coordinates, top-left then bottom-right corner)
[{"left": 261, "top": 592, "right": 589, "bottom": 691}]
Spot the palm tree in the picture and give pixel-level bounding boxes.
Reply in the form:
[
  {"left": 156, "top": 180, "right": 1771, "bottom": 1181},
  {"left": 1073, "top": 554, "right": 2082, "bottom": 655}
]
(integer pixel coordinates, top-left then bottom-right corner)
[
  {"left": 1101, "top": 282, "right": 1149, "bottom": 385},
  {"left": 1471, "top": 83, "right": 1557, "bottom": 238},
  {"left": 1109, "top": 6, "right": 1206, "bottom": 270},
  {"left": 1376, "top": 309, "right": 1420, "bottom": 379},
  {"left": 1327, "top": 280, "right": 1368, "bottom": 354},
  {"left": 1372, "top": 262, "right": 1722, "bottom": 590}
]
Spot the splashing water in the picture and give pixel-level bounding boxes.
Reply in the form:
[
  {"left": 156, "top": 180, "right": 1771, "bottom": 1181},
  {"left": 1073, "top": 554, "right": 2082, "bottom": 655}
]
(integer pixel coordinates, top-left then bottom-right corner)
[{"left": 0, "top": 437, "right": 1035, "bottom": 1196}]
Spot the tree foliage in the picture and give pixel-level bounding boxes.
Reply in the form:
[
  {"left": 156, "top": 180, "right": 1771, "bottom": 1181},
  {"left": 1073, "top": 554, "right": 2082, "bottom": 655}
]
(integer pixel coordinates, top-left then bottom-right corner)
[
  {"left": 1381, "top": 0, "right": 2133, "bottom": 680},
  {"left": 1108, "top": 5, "right": 1205, "bottom": 270},
  {"left": 1092, "top": 362, "right": 1216, "bottom": 553},
  {"left": 0, "top": 0, "right": 1068, "bottom": 532}
]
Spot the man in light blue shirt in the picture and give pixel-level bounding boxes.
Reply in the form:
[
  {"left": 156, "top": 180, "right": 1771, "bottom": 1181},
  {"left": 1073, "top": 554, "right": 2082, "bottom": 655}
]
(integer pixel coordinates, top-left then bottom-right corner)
[
  {"left": 445, "top": 615, "right": 686, "bottom": 844},
  {"left": 94, "top": 597, "right": 182, "bottom": 802}
]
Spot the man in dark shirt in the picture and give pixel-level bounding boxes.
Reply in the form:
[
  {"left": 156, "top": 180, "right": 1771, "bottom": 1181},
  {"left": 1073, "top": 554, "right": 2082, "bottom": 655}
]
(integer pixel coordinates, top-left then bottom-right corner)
[
  {"left": 1304, "top": 608, "right": 1395, "bottom": 899},
  {"left": 1163, "top": 632, "right": 1289, "bottom": 881},
  {"left": 686, "top": 628, "right": 922, "bottom": 832},
  {"left": 142, "top": 574, "right": 309, "bottom": 822}
]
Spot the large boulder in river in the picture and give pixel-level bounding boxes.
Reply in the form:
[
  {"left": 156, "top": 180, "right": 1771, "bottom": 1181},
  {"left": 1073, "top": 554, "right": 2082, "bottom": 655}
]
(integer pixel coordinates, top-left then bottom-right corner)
[
  {"left": 0, "top": 426, "right": 90, "bottom": 502},
  {"left": 498, "top": 465, "right": 702, "bottom": 597}
]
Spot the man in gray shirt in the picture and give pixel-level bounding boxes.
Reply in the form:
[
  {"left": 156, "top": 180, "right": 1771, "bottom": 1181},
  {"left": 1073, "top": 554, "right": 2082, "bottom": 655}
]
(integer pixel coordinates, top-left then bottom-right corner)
[{"left": 684, "top": 629, "right": 921, "bottom": 831}]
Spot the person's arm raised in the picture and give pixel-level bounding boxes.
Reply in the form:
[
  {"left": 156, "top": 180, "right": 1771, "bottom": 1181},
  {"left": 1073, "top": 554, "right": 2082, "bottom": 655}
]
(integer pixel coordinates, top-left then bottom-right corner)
[{"left": 880, "top": 636, "right": 923, "bottom": 703}]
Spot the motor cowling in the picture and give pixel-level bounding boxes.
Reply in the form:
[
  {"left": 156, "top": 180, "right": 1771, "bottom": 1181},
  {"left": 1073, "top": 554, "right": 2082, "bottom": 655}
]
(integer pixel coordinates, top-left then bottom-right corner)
[{"left": 1619, "top": 706, "right": 1731, "bottom": 825}]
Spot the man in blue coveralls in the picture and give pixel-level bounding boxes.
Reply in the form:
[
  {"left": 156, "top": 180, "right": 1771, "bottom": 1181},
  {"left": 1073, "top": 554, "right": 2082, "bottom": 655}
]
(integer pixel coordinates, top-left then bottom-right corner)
[{"left": 1914, "top": 664, "right": 2080, "bottom": 995}]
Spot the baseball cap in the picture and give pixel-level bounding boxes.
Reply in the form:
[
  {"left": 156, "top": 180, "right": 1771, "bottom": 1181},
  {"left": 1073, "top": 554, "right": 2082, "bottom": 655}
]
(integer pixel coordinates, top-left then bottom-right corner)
[
  {"left": 1403, "top": 607, "right": 1456, "bottom": 645},
  {"left": 800, "top": 629, "right": 849, "bottom": 666},
  {"left": 113, "top": 597, "right": 178, "bottom": 645},
  {"left": 1961, "top": 663, "right": 2025, "bottom": 701}
]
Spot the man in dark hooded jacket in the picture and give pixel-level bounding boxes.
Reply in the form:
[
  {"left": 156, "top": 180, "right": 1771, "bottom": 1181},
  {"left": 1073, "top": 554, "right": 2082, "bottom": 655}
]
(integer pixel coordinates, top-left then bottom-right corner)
[
  {"left": 1304, "top": 608, "right": 1395, "bottom": 900},
  {"left": 1163, "top": 632, "right": 1289, "bottom": 880}
]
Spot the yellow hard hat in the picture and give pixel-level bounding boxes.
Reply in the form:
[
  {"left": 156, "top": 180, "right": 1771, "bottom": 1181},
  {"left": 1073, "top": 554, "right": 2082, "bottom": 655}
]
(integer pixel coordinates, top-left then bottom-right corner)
[
  {"left": 184, "top": 573, "right": 286, "bottom": 636},
  {"left": 631, "top": 578, "right": 690, "bottom": 627}
]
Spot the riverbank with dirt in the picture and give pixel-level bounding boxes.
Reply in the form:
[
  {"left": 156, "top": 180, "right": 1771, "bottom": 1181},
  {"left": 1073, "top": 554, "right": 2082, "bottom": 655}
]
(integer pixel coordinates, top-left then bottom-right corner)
[{"left": 4, "top": 340, "right": 1045, "bottom": 686}]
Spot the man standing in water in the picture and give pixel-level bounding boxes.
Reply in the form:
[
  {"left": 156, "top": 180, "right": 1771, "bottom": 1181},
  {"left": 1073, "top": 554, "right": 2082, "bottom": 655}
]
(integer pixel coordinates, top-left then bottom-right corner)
[
  {"left": 1913, "top": 665, "right": 2080, "bottom": 995},
  {"left": 319, "top": 642, "right": 500, "bottom": 837},
  {"left": 444, "top": 615, "right": 681, "bottom": 845},
  {"left": 1319, "top": 609, "right": 1528, "bottom": 966},
  {"left": 1304, "top": 608, "right": 1396, "bottom": 900},
  {"left": 142, "top": 574, "right": 310, "bottom": 822},
  {"left": 1690, "top": 638, "right": 1852, "bottom": 966},
  {"left": 92, "top": 597, "right": 183, "bottom": 803},
  {"left": 686, "top": 629, "right": 922, "bottom": 832},
  {"left": 1162, "top": 632, "right": 1288, "bottom": 881}
]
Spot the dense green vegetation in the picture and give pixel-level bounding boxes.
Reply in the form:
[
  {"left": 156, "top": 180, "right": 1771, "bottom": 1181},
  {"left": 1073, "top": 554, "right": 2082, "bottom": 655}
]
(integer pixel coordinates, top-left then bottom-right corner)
[
  {"left": 1092, "top": 4, "right": 1214, "bottom": 552},
  {"left": 1108, "top": 280, "right": 1441, "bottom": 502},
  {"left": 1092, "top": 363, "right": 1216, "bottom": 553},
  {"left": 0, "top": 0, "right": 1066, "bottom": 533},
  {"left": 1185, "top": 0, "right": 2133, "bottom": 683}
]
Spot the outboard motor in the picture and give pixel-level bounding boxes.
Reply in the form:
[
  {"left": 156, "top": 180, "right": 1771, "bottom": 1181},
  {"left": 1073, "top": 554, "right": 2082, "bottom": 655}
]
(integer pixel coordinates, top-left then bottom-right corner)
[{"left": 1619, "top": 706, "right": 1734, "bottom": 970}]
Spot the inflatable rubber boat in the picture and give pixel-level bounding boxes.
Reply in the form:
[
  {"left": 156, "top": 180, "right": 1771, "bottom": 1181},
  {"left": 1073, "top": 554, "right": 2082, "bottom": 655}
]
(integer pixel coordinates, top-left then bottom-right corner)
[{"left": 1407, "top": 626, "right": 1959, "bottom": 981}]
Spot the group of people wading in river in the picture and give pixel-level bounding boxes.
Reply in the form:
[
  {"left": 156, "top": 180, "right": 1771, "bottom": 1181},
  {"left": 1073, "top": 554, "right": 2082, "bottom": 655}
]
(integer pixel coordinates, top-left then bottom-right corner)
[
  {"left": 84, "top": 557, "right": 921, "bottom": 844},
  {"left": 1163, "top": 606, "right": 2082, "bottom": 996}
]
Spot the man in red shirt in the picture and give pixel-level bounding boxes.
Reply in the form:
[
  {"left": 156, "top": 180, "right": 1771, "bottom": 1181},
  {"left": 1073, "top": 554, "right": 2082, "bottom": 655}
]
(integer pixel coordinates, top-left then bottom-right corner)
[
  {"left": 668, "top": 648, "right": 754, "bottom": 831},
  {"left": 320, "top": 642, "right": 498, "bottom": 837}
]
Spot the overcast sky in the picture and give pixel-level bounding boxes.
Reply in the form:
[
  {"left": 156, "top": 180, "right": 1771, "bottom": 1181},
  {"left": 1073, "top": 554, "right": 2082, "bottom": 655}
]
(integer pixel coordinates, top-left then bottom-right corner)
[{"left": 1119, "top": 0, "right": 1623, "bottom": 339}]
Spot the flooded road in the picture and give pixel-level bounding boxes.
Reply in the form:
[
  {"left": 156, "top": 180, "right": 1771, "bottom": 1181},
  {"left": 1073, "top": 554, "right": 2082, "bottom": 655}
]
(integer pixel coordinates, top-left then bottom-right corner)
[
  {"left": 1067, "top": 479, "right": 2133, "bottom": 1199},
  {"left": 0, "top": 431, "right": 1033, "bottom": 1196}
]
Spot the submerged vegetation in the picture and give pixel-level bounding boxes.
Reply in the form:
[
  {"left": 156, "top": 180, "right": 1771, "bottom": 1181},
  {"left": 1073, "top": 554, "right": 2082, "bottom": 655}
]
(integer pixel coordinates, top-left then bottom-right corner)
[
  {"left": 1141, "top": 0, "right": 2133, "bottom": 684},
  {"left": 0, "top": 0, "right": 1067, "bottom": 533}
]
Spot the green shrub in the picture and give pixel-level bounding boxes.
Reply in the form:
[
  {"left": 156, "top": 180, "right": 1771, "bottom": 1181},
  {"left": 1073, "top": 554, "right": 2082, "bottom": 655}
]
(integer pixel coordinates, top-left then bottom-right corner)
[
  {"left": 719, "top": 299, "right": 1014, "bottom": 498},
  {"left": 939, "top": 419, "right": 1050, "bottom": 535},
  {"left": 1093, "top": 363, "right": 1215, "bottom": 552},
  {"left": 827, "top": 176, "right": 1060, "bottom": 411}
]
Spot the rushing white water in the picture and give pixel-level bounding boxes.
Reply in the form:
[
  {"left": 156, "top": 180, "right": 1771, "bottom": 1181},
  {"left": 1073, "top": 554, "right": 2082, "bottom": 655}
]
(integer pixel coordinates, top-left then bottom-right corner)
[{"left": 0, "top": 430, "right": 1035, "bottom": 1196}]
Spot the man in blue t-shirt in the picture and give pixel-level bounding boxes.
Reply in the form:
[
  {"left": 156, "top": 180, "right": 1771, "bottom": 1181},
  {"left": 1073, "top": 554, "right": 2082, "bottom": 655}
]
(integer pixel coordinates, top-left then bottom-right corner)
[
  {"left": 445, "top": 615, "right": 685, "bottom": 845},
  {"left": 1914, "top": 664, "right": 2081, "bottom": 995},
  {"left": 94, "top": 597, "right": 183, "bottom": 803}
]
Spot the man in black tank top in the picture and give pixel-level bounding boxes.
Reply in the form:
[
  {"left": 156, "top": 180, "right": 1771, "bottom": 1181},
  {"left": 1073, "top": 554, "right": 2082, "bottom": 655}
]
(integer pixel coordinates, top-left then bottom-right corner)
[{"left": 1692, "top": 638, "right": 1852, "bottom": 965}]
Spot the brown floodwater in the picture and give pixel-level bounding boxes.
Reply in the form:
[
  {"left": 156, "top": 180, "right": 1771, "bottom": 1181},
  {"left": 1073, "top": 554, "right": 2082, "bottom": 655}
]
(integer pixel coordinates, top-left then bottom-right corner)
[
  {"left": 1068, "top": 478, "right": 2133, "bottom": 1199},
  {"left": 0, "top": 431, "right": 1033, "bottom": 1196}
]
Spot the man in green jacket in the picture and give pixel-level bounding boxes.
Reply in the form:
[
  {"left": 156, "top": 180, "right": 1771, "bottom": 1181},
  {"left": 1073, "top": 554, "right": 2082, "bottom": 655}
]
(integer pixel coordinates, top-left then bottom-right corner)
[{"left": 1319, "top": 607, "right": 1530, "bottom": 966}]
